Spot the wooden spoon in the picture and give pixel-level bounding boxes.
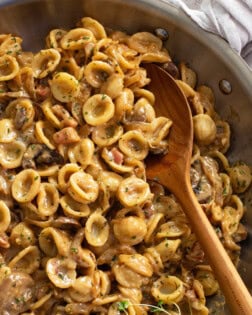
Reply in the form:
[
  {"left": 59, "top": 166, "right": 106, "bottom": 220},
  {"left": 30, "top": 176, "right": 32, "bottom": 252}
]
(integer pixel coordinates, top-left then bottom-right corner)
[{"left": 145, "top": 63, "right": 252, "bottom": 315}]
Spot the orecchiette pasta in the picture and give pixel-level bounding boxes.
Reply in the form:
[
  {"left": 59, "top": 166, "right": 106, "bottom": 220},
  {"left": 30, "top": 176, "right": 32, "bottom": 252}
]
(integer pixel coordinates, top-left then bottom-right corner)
[
  {"left": 83, "top": 94, "right": 115, "bottom": 126},
  {"left": 0, "top": 141, "right": 26, "bottom": 169},
  {"left": 0, "top": 16, "right": 250, "bottom": 315},
  {"left": 39, "top": 227, "right": 71, "bottom": 257},
  {"left": 85, "top": 211, "right": 109, "bottom": 247},
  {"left": 46, "top": 257, "right": 77, "bottom": 288},
  {"left": 84, "top": 60, "right": 114, "bottom": 88},
  {"left": 0, "top": 54, "right": 19, "bottom": 80},
  {"left": 32, "top": 48, "right": 61, "bottom": 78},
  {"left": 58, "top": 163, "right": 81, "bottom": 193},
  {"left": 117, "top": 176, "right": 152, "bottom": 207},
  {"left": 35, "top": 120, "right": 56, "bottom": 149},
  {"left": 50, "top": 71, "right": 80, "bottom": 102},
  {"left": 67, "top": 171, "right": 99, "bottom": 203},
  {"left": 5, "top": 98, "right": 35, "bottom": 130},
  {"left": 80, "top": 17, "right": 107, "bottom": 40},
  {"left": 118, "top": 130, "right": 149, "bottom": 160},
  {"left": 68, "top": 138, "right": 94, "bottom": 167},
  {"left": 60, "top": 28, "right": 95, "bottom": 50},
  {"left": 11, "top": 169, "right": 41, "bottom": 203},
  {"left": 60, "top": 194, "right": 91, "bottom": 218},
  {"left": 0, "top": 200, "right": 11, "bottom": 233},
  {"left": 91, "top": 121, "right": 124, "bottom": 147},
  {"left": 151, "top": 275, "right": 185, "bottom": 304},
  {"left": 8, "top": 245, "right": 40, "bottom": 274},
  {"left": 36, "top": 182, "right": 59, "bottom": 216},
  {"left": 0, "top": 118, "right": 17, "bottom": 143},
  {"left": 9, "top": 222, "right": 36, "bottom": 247}
]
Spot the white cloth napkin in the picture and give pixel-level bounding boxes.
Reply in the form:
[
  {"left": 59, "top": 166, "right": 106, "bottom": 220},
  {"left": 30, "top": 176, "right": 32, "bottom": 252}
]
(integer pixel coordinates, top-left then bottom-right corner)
[{"left": 162, "top": 0, "right": 252, "bottom": 68}]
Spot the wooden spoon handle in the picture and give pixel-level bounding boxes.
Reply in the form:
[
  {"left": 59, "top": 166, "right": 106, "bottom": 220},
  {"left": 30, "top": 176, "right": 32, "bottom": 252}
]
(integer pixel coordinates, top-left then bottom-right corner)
[{"left": 177, "top": 180, "right": 252, "bottom": 315}]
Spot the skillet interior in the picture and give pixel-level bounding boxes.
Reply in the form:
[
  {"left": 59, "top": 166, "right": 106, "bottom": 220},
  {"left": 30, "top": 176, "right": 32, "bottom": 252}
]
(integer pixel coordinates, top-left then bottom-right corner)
[{"left": 0, "top": 1, "right": 252, "bottom": 313}]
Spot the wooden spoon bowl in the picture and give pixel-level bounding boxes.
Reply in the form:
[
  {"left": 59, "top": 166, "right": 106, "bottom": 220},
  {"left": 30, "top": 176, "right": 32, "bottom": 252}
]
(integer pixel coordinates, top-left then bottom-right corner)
[{"left": 145, "top": 63, "right": 252, "bottom": 315}]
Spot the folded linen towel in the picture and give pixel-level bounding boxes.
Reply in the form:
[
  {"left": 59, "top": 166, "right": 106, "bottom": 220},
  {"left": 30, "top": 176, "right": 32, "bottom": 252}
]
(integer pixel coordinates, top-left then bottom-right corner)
[{"left": 162, "top": 0, "right": 252, "bottom": 67}]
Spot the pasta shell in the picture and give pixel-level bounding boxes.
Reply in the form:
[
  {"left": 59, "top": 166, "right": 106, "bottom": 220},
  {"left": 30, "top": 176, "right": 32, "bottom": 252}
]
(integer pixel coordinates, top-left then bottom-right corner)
[
  {"left": 68, "top": 171, "right": 99, "bottom": 204},
  {"left": 9, "top": 222, "right": 35, "bottom": 247},
  {"left": 113, "top": 216, "right": 147, "bottom": 245},
  {"left": 118, "top": 254, "right": 153, "bottom": 277},
  {"left": 46, "top": 28, "right": 67, "bottom": 49},
  {"left": 46, "top": 257, "right": 76, "bottom": 288},
  {"left": 0, "top": 54, "right": 19, "bottom": 81},
  {"left": 140, "top": 49, "right": 171, "bottom": 63},
  {"left": 154, "top": 239, "right": 181, "bottom": 262},
  {"left": 134, "top": 88, "right": 155, "bottom": 105},
  {"left": 58, "top": 55, "right": 84, "bottom": 81},
  {"left": 80, "top": 17, "right": 107, "bottom": 40},
  {"left": 176, "top": 79, "right": 197, "bottom": 98},
  {"left": 50, "top": 72, "right": 80, "bottom": 103},
  {"left": 124, "top": 67, "right": 150, "bottom": 90},
  {"left": 112, "top": 263, "right": 146, "bottom": 288},
  {"left": 156, "top": 221, "right": 188, "bottom": 238},
  {"left": 97, "top": 171, "right": 122, "bottom": 193},
  {"left": 35, "top": 120, "right": 56, "bottom": 149},
  {"left": 84, "top": 60, "right": 114, "bottom": 88},
  {"left": 37, "top": 165, "right": 60, "bottom": 177},
  {"left": 40, "top": 98, "right": 62, "bottom": 129},
  {"left": 114, "top": 88, "right": 134, "bottom": 120},
  {"left": 11, "top": 169, "right": 41, "bottom": 203},
  {"left": 127, "top": 32, "right": 162, "bottom": 53},
  {"left": 92, "top": 121, "right": 124, "bottom": 147},
  {"left": 68, "top": 275, "right": 97, "bottom": 302},
  {"left": 151, "top": 275, "right": 185, "bottom": 304},
  {"left": 58, "top": 163, "right": 81, "bottom": 193},
  {"left": 130, "top": 97, "right": 156, "bottom": 123},
  {"left": 117, "top": 176, "right": 152, "bottom": 207},
  {"left": 108, "top": 302, "right": 140, "bottom": 315},
  {"left": 96, "top": 269, "right": 111, "bottom": 296},
  {"left": 32, "top": 48, "right": 61, "bottom": 78},
  {"left": 150, "top": 116, "right": 172, "bottom": 147},
  {"left": 100, "top": 73, "right": 124, "bottom": 99},
  {"left": 0, "top": 141, "right": 26, "bottom": 169},
  {"left": 105, "top": 44, "right": 140, "bottom": 70},
  {"left": 195, "top": 269, "right": 219, "bottom": 296},
  {"left": 39, "top": 227, "right": 71, "bottom": 257},
  {"left": 70, "top": 228, "right": 97, "bottom": 271},
  {"left": 93, "top": 37, "right": 113, "bottom": 55},
  {"left": 179, "top": 62, "right": 197, "bottom": 89},
  {"left": 144, "top": 213, "right": 164, "bottom": 243},
  {"left": 68, "top": 138, "right": 94, "bottom": 167},
  {"left": 8, "top": 245, "right": 40, "bottom": 274},
  {"left": 83, "top": 94, "right": 115, "bottom": 126},
  {"left": 85, "top": 211, "right": 109, "bottom": 247},
  {"left": 60, "top": 194, "right": 90, "bottom": 218},
  {"left": 191, "top": 279, "right": 208, "bottom": 311},
  {"left": 227, "top": 163, "right": 252, "bottom": 194},
  {"left": 37, "top": 182, "right": 59, "bottom": 216},
  {"left": 0, "top": 118, "right": 17, "bottom": 143},
  {"left": 118, "top": 130, "right": 148, "bottom": 160},
  {"left": 0, "top": 200, "right": 11, "bottom": 233},
  {"left": 0, "top": 34, "right": 22, "bottom": 56},
  {"left": 60, "top": 28, "right": 95, "bottom": 50},
  {"left": 144, "top": 247, "right": 164, "bottom": 274}
]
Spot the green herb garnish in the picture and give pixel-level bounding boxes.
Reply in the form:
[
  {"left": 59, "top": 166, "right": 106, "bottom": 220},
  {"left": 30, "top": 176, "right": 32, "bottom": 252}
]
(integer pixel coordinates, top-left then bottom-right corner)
[{"left": 117, "top": 300, "right": 129, "bottom": 313}]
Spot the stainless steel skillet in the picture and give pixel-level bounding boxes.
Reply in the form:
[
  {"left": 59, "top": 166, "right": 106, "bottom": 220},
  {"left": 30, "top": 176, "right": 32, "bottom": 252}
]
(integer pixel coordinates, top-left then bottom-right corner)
[{"left": 0, "top": 1, "right": 251, "bottom": 313}]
